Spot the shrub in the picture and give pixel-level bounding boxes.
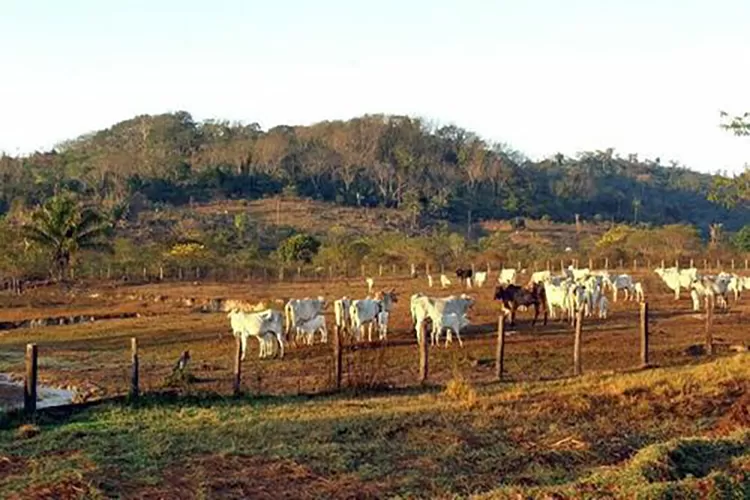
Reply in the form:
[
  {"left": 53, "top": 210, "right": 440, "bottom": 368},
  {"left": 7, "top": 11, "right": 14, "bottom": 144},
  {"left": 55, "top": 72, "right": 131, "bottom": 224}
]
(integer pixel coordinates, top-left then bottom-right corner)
[
  {"left": 277, "top": 233, "right": 321, "bottom": 264},
  {"left": 732, "top": 225, "right": 750, "bottom": 252}
]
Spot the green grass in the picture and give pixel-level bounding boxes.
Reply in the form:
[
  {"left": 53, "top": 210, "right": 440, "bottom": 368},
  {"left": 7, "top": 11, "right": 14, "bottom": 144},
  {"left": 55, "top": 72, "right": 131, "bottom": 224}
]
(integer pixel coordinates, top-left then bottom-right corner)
[{"left": 1, "top": 354, "right": 748, "bottom": 499}]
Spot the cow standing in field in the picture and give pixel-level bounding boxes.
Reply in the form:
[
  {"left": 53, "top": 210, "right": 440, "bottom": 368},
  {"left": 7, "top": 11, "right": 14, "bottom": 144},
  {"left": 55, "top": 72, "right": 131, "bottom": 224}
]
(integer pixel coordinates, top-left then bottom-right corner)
[
  {"left": 228, "top": 308, "right": 285, "bottom": 360},
  {"left": 410, "top": 293, "right": 474, "bottom": 346},
  {"left": 456, "top": 268, "right": 473, "bottom": 288},
  {"left": 350, "top": 290, "right": 398, "bottom": 342},
  {"left": 284, "top": 296, "right": 326, "bottom": 341},
  {"left": 494, "top": 284, "right": 548, "bottom": 327}
]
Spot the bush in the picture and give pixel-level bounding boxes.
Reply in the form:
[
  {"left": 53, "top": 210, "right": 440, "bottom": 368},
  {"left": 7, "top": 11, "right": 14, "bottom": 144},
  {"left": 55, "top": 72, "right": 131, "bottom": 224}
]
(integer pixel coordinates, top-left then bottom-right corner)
[
  {"left": 732, "top": 225, "right": 750, "bottom": 252},
  {"left": 277, "top": 233, "right": 321, "bottom": 264}
]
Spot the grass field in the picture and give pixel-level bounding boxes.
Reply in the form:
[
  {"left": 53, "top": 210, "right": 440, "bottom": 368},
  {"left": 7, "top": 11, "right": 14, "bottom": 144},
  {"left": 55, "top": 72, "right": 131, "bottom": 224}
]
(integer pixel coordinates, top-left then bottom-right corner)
[{"left": 0, "top": 269, "right": 748, "bottom": 498}]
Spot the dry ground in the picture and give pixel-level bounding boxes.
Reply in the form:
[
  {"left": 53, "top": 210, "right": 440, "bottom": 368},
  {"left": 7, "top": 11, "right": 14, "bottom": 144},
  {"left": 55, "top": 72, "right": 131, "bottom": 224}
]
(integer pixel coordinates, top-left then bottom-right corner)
[
  {"left": 0, "top": 269, "right": 748, "bottom": 401},
  {"left": 0, "top": 270, "right": 748, "bottom": 498}
]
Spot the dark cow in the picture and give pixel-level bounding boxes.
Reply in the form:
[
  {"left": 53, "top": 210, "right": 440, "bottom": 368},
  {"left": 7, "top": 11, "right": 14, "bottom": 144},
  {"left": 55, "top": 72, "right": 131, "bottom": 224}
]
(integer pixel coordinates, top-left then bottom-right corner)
[
  {"left": 456, "top": 268, "right": 473, "bottom": 280},
  {"left": 494, "top": 283, "right": 548, "bottom": 327}
]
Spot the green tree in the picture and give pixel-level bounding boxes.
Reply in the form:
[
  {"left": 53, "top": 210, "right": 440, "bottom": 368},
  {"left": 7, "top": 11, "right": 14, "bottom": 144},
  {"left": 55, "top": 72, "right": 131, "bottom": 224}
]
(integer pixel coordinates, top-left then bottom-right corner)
[
  {"left": 22, "top": 193, "right": 113, "bottom": 281},
  {"left": 732, "top": 225, "right": 750, "bottom": 252},
  {"left": 277, "top": 233, "right": 321, "bottom": 264}
]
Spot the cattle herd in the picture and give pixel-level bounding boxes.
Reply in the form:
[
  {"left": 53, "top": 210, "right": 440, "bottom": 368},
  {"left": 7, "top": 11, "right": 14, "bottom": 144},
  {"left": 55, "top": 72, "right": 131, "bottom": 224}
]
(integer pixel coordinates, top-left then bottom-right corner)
[{"left": 222, "top": 263, "right": 750, "bottom": 361}]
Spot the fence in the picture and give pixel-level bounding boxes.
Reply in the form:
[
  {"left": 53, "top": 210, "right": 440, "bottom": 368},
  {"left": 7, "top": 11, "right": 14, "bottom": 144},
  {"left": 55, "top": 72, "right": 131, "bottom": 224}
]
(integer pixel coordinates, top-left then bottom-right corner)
[
  {"left": 51, "top": 257, "right": 750, "bottom": 286},
  {"left": 18, "top": 297, "right": 724, "bottom": 416}
]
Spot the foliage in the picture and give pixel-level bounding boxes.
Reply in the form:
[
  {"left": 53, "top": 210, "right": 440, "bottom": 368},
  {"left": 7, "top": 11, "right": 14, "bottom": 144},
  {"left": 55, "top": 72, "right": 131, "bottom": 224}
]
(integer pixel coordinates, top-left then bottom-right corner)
[
  {"left": 709, "top": 112, "right": 749, "bottom": 208},
  {"left": 277, "top": 233, "right": 321, "bottom": 264},
  {"left": 21, "top": 193, "right": 113, "bottom": 280},
  {"left": 732, "top": 225, "right": 750, "bottom": 252},
  {"left": 0, "top": 112, "right": 747, "bottom": 231}
]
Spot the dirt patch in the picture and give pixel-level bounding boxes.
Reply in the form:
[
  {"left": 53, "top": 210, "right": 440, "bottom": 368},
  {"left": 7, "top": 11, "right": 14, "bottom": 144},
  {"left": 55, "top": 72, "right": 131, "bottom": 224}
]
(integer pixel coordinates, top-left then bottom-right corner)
[{"left": 133, "top": 454, "right": 385, "bottom": 500}]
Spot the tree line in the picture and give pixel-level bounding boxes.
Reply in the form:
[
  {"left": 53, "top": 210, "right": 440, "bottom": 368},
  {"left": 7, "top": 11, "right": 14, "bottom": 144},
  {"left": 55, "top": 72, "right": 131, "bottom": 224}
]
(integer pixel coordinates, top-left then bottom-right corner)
[{"left": 1, "top": 111, "right": 748, "bottom": 231}]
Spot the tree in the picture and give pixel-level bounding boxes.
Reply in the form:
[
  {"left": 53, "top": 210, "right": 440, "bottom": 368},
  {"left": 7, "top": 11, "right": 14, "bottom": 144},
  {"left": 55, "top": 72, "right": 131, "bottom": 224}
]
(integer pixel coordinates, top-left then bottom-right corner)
[
  {"left": 277, "top": 234, "right": 321, "bottom": 264},
  {"left": 22, "top": 193, "right": 113, "bottom": 281},
  {"left": 732, "top": 225, "right": 750, "bottom": 251},
  {"left": 709, "top": 112, "right": 750, "bottom": 208}
]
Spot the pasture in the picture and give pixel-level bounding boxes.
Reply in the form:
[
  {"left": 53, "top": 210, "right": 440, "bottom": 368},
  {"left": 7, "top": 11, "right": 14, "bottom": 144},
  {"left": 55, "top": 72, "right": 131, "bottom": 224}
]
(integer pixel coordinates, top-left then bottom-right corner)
[{"left": 0, "top": 268, "right": 749, "bottom": 498}]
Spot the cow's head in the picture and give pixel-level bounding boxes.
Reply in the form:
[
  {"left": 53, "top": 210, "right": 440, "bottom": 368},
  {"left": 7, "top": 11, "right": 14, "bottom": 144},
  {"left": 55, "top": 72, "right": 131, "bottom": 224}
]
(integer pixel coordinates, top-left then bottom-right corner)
[{"left": 493, "top": 285, "right": 506, "bottom": 301}]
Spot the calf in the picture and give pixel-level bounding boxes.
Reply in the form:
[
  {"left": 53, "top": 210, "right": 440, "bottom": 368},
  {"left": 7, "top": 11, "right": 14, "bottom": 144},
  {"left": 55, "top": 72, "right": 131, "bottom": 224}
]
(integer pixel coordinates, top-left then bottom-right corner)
[
  {"left": 432, "top": 312, "right": 470, "bottom": 348},
  {"left": 295, "top": 314, "right": 328, "bottom": 345},
  {"left": 494, "top": 284, "right": 548, "bottom": 327},
  {"left": 440, "top": 274, "right": 452, "bottom": 288},
  {"left": 350, "top": 290, "right": 398, "bottom": 342},
  {"left": 284, "top": 296, "right": 326, "bottom": 337},
  {"left": 472, "top": 271, "right": 488, "bottom": 288}
]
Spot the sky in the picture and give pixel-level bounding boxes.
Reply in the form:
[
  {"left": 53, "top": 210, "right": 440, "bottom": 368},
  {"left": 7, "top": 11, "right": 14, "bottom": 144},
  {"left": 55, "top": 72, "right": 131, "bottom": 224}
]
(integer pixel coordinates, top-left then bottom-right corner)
[{"left": 1, "top": 0, "right": 749, "bottom": 174}]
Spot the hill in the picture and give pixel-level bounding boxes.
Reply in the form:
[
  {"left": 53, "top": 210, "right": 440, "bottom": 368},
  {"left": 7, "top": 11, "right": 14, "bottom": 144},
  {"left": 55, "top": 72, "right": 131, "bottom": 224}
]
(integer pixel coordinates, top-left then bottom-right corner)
[{"left": 1, "top": 112, "right": 748, "bottom": 231}]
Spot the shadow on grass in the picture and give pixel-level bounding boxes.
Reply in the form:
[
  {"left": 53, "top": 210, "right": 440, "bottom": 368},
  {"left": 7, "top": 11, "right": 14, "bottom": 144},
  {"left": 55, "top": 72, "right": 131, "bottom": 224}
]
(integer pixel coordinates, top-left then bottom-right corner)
[{"left": 0, "top": 382, "right": 445, "bottom": 430}]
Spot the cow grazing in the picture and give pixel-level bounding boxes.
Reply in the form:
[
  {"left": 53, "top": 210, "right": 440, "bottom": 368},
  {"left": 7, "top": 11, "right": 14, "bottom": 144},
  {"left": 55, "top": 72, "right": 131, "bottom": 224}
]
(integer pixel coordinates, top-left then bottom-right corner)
[
  {"left": 228, "top": 309, "right": 285, "bottom": 360},
  {"left": 494, "top": 284, "right": 548, "bottom": 327}
]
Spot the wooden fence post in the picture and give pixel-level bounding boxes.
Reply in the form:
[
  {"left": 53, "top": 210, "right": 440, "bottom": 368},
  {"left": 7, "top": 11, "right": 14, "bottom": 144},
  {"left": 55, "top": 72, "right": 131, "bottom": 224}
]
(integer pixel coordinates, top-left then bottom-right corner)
[
  {"left": 705, "top": 296, "right": 714, "bottom": 356},
  {"left": 633, "top": 259, "right": 637, "bottom": 271},
  {"left": 716, "top": 259, "right": 721, "bottom": 270},
  {"left": 745, "top": 259, "right": 748, "bottom": 270},
  {"left": 24, "top": 343, "right": 38, "bottom": 414},
  {"left": 661, "top": 259, "right": 665, "bottom": 269},
  {"left": 233, "top": 336, "right": 243, "bottom": 396},
  {"left": 619, "top": 259, "right": 624, "bottom": 269},
  {"left": 604, "top": 258, "right": 609, "bottom": 270},
  {"left": 419, "top": 322, "right": 429, "bottom": 384},
  {"left": 703, "top": 259, "right": 707, "bottom": 270},
  {"left": 573, "top": 308, "right": 583, "bottom": 376},
  {"left": 392, "top": 264, "right": 396, "bottom": 275},
  {"left": 333, "top": 325, "right": 342, "bottom": 391},
  {"left": 689, "top": 259, "right": 694, "bottom": 269},
  {"left": 560, "top": 260, "right": 564, "bottom": 272},
  {"left": 196, "top": 267, "right": 200, "bottom": 280},
  {"left": 130, "top": 338, "right": 139, "bottom": 399},
  {"left": 640, "top": 302, "right": 649, "bottom": 367},
  {"left": 732, "top": 259, "right": 735, "bottom": 270},
  {"left": 546, "top": 260, "right": 551, "bottom": 271},
  {"left": 516, "top": 261, "right": 521, "bottom": 271},
  {"left": 379, "top": 264, "right": 383, "bottom": 277},
  {"left": 588, "top": 258, "right": 593, "bottom": 270},
  {"left": 495, "top": 316, "right": 505, "bottom": 381},
  {"left": 159, "top": 266, "right": 164, "bottom": 281}
]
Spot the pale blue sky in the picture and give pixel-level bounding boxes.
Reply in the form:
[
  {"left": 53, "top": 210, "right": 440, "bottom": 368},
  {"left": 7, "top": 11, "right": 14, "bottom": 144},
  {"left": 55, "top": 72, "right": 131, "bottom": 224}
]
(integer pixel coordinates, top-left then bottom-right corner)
[{"left": 1, "top": 0, "right": 749, "bottom": 173}]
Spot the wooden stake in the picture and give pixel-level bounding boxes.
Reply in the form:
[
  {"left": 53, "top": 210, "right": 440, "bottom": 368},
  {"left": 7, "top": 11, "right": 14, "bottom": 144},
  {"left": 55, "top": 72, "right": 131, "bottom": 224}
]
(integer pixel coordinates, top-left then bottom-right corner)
[
  {"left": 495, "top": 316, "right": 506, "bottom": 381},
  {"left": 24, "top": 344, "right": 38, "bottom": 414},
  {"left": 419, "top": 321, "right": 429, "bottom": 383},
  {"left": 705, "top": 296, "right": 714, "bottom": 356},
  {"left": 130, "top": 338, "right": 139, "bottom": 399},
  {"left": 640, "top": 302, "right": 649, "bottom": 367},
  {"left": 573, "top": 308, "right": 583, "bottom": 376},
  {"left": 233, "top": 336, "right": 243, "bottom": 396}
]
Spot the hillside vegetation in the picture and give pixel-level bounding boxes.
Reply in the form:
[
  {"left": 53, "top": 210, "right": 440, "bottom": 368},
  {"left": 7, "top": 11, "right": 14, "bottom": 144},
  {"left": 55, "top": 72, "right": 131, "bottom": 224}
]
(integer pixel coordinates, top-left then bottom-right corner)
[{"left": 1, "top": 112, "right": 747, "bottom": 230}]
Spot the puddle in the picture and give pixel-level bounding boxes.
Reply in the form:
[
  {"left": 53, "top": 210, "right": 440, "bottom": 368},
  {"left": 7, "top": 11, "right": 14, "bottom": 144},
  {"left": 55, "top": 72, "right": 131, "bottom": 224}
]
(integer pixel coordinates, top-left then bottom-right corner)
[{"left": 0, "top": 374, "right": 76, "bottom": 412}]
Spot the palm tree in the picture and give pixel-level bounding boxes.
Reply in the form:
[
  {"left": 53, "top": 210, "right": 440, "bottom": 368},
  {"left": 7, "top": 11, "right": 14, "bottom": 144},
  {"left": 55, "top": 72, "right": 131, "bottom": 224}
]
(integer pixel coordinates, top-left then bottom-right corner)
[{"left": 23, "top": 193, "right": 113, "bottom": 281}]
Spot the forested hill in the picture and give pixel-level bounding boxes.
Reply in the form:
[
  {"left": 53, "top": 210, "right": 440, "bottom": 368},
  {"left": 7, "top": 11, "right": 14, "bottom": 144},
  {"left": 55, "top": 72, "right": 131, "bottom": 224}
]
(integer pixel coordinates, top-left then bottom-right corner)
[{"left": 1, "top": 111, "right": 746, "bottom": 229}]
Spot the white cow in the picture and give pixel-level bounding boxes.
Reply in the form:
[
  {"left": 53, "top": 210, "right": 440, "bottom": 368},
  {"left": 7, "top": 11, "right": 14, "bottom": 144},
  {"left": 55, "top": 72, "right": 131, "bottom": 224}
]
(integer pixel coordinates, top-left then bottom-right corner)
[
  {"left": 377, "top": 311, "right": 389, "bottom": 340},
  {"left": 498, "top": 268, "right": 518, "bottom": 285},
  {"left": 609, "top": 274, "right": 635, "bottom": 302},
  {"left": 427, "top": 274, "right": 434, "bottom": 288},
  {"left": 598, "top": 296, "right": 609, "bottom": 319},
  {"left": 472, "top": 271, "right": 488, "bottom": 288},
  {"left": 295, "top": 314, "right": 328, "bottom": 345},
  {"left": 350, "top": 291, "right": 398, "bottom": 342},
  {"left": 727, "top": 275, "right": 750, "bottom": 301},
  {"left": 285, "top": 297, "right": 326, "bottom": 337},
  {"left": 544, "top": 280, "right": 572, "bottom": 320},
  {"left": 411, "top": 294, "right": 474, "bottom": 345},
  {"left": 440, "top": 274, "right": 452, "bottom": 288},
  {"left": 333, "top": 297, "right": 351, "bottom": 332},
  {"left": 655, "top": 267, "right": 698, "bottom": 300},
  {"left": 528, "top": 270, "right": 551, "bottom": 285},
  {"left": 228, "top": 309, "right": 285, "bottom": 360},
  {"left": 432, "top": 312, "right": 470, "bottom": 348},
  {"left": 633, "top": 282, "right": 645, "bottom": 302},
  {"left": 366, "top": 277, "right": 375, "bottom": 294},
  {"left": 568, "top": 266, "right": 591, "bottom": 282}
]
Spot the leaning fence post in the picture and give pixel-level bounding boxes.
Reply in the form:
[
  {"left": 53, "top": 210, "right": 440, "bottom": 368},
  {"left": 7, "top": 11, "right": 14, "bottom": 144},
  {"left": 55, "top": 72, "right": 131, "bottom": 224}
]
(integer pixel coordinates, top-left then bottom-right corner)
[
  {"left": 495, "top": 316, "right": 506, "bottom": 381},
  {"left": 130, "top": 338, "right": 139, "bottom": 399},
  {"left": 640, "top": 302, "right": 649, "bottom": 367},
  {"left": 604, "top": 257, "right": 609, "bottom": 270},
  {"left": 333, "top": 325, "right": 342, "bottom": 391},
  {"left": 419, "top": 321, "right": 429, "bottom": 383},
  {"left": 705, "top": 296, "right": 714, "bottom": 356},
  {"left": 233, "top": 336, "right": 243, "bottom": 396},
  {"left": 573, "top": 308, "right": 583, "bottom": 376},
  {"left": 24, "top": 343, "right": 38, "bottom": 414}
]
